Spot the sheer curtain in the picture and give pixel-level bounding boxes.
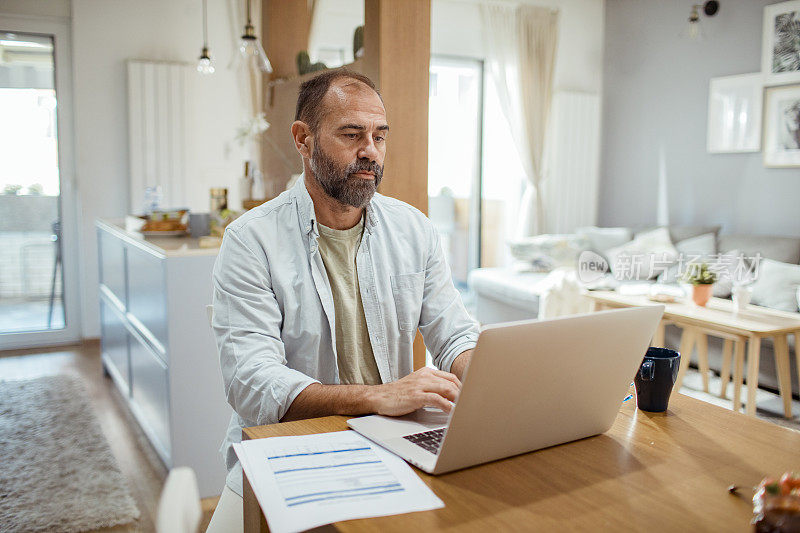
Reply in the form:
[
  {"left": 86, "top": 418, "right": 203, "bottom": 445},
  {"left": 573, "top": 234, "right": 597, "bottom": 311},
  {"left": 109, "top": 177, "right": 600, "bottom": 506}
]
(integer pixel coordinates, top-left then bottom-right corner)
[{"left": 481, "top": 4, "right": 558, "bottom": 238}]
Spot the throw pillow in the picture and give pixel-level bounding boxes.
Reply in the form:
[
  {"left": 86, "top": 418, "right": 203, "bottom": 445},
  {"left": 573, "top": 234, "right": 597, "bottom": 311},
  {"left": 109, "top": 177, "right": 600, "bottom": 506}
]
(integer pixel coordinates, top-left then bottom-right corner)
[
  {"left": 750, "top": 258, "right": 800, "bottom": 313},
  {"left": 656, "top": 232, "right": 717, "bottom": 283},
  {"left": 575, "top": 226, "right": 632, "bottom": 253},
  {"left": 606, "top": 227, "right": 678, "bottom": 281},
  {"left": 508, "top": 234, "right": 588, "bottom": 269},
  {"left": 675, "top": 232, "right": 717, "bottom": 257}
]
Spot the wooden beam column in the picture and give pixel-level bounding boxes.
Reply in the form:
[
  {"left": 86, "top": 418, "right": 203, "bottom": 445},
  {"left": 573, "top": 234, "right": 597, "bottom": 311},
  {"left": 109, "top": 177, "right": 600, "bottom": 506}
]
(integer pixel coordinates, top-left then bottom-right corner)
[
  {"left": 364, "top": 0, "right": 431, "bottom": 370},
  {"left": 262, "top": 0, "right": 311, "bottom": 80},
  {"left": 363, "top": 0, "right": 431, "bottom": 215}
]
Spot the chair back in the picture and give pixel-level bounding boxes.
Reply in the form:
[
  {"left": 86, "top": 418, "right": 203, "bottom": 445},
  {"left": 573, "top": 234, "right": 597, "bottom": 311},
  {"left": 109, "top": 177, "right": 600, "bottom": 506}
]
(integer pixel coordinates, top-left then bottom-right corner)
[{"left": 156, "top": 467, "right": 201, "bottom": 533}]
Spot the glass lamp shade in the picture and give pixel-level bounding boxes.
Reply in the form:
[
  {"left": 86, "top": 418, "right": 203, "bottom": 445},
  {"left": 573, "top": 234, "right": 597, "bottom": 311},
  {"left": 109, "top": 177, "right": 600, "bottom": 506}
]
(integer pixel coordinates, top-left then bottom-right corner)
[
  {"left": 680, "top": 5, "right": 704, "bottom": 41},
  {"left": 197, "top": 49, "right": 215, "bottom": 75},
  {"left": 239, "top": 35, "right": 273, "bottom": 73},
  {"left": 685, "top": 20, "right": 703, "bottom": 40}
]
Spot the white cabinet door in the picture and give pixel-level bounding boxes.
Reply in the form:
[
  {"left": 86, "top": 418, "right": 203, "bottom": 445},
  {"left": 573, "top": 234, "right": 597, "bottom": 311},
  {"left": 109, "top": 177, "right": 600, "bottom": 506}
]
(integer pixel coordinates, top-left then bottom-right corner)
[
  {"left": 129, "top": 334, "right": 171, "bottom": 461},
  {"left": 126, "top": 245, "right": 168, "bottom": 355},
  {"left": 100, "top": 298, "right": 129, "bottom": 393}
]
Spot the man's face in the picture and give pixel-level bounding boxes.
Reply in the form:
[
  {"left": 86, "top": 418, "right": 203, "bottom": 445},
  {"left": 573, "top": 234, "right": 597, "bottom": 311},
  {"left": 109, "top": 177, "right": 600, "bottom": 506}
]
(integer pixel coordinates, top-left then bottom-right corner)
[{"left": 309, "top": 80, "right": 388, "bottom": 208}]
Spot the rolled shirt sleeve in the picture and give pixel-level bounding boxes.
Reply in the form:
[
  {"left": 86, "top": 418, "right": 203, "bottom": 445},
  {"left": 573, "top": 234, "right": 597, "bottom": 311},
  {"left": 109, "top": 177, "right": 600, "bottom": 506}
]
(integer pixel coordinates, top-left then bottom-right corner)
[
  {"left": 212, "top": 227, "right": 319, "bottom": 426},
  {"left": 418, "top": 221, "right": 480, "bottom": 373}
]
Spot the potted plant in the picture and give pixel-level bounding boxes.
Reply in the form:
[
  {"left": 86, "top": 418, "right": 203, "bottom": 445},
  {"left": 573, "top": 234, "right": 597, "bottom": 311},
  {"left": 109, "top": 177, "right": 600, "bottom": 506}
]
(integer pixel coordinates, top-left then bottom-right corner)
[{"left": 682, "top": 262, "right": 717, "bottom": 307}]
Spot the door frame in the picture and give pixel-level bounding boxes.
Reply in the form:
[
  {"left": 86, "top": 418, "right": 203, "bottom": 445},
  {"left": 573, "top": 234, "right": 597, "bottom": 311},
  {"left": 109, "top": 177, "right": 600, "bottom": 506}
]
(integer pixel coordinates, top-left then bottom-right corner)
[{"left": 0, "top": 13, "right": 81, "bottom": 349}]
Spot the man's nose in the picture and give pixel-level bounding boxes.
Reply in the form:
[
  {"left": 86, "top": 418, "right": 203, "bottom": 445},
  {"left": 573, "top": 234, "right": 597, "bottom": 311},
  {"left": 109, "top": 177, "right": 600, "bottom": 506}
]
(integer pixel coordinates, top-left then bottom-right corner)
[{"left": 357, "top": 138, "right": 380, "bottom": 161}]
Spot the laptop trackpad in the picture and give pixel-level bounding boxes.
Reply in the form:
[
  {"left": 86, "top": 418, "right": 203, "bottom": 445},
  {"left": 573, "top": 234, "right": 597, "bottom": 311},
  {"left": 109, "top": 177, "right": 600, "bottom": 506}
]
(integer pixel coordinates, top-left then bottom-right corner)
[
  {"left": 399, "top": 407, "right": 450, "bottom": 428},
  {"left": 348, "top": 407, "right": 449, "bottom": 440}
]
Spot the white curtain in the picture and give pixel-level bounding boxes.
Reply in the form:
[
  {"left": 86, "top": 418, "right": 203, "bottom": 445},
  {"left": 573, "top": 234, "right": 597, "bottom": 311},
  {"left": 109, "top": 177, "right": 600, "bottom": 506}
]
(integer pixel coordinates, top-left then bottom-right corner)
[{"left": 481, "top": 4, "right": 559, "bottom": 238}]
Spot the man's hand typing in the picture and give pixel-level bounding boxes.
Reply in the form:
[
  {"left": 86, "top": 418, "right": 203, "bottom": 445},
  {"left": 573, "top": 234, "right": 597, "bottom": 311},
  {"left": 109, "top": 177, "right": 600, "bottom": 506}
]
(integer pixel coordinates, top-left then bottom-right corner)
[
  {"left": 368, "top": 367, "right": 462, "bottom": 416},
  {"left": 281, "top": 366, "right": 463, "bottom": 422}
]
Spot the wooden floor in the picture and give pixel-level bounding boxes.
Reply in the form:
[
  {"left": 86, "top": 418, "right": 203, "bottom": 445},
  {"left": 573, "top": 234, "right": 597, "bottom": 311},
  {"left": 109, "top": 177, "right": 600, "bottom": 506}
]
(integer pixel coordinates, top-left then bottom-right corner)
[{"left": 0, "top": 341, "right": 219, "bottom": 532}]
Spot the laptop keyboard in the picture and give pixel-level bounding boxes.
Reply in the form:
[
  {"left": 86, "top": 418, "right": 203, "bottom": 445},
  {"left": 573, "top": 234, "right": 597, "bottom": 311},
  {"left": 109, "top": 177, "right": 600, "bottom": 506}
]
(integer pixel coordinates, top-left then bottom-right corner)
[{"left": 402, "top": 427, "right": 445, "bottom": 455}]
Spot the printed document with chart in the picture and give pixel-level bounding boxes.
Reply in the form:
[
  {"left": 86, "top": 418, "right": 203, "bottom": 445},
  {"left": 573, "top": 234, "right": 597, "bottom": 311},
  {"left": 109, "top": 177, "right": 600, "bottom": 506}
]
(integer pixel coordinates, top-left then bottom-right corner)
[{"left": 234, "top": 430, "right": 443, "bottom": 533}]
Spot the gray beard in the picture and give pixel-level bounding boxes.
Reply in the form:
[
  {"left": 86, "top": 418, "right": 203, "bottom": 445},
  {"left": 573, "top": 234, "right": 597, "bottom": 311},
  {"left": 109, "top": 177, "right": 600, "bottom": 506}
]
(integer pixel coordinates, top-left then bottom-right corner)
[{"left": 309, "top": 143, "right": 383, "bottom": 208}]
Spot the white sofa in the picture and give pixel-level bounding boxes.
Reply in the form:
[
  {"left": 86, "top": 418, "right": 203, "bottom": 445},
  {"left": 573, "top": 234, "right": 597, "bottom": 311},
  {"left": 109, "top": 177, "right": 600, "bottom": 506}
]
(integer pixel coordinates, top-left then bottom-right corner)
[{"left": 468, "top": 225, "right": 800, "bottom": 400}]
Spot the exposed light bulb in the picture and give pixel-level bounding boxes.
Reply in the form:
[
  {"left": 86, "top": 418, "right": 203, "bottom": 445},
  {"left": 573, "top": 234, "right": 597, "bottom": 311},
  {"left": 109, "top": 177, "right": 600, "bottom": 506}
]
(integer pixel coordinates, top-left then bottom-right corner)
[
  {"left": 197, "top": 0, "right": 215, "bottom": 75},
  {"left": 197, "top": 49, "right": 215, "bottom": 75},
  {"left": 681, "top": 5, "right": 704, "bottom": 41}
]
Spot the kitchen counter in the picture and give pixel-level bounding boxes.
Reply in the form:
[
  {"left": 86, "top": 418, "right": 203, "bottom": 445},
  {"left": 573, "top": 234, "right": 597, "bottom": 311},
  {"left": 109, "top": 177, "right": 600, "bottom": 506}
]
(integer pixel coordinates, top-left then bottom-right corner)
[
  {"left": 96, "top": 219, "right": 229, "bottom": 497},
  {"left": 96, "top": 218, "right": 220, "bottom": 258}
]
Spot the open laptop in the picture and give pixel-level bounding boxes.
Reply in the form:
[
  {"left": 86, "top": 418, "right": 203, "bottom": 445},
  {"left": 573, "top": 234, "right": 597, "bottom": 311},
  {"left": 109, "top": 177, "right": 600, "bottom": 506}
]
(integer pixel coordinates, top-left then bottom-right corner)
[{"left": 348, "top": 305, "right": 664, "bottom": 475}]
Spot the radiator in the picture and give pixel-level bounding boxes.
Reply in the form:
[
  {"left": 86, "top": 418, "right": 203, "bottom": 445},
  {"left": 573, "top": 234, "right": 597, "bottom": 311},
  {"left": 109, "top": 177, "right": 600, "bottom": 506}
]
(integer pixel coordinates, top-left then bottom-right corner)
[
  {"left": 127, "top": 60, "right": 190, "bottom": 213},
  {"left": 541, "top": 91, "right": 601, "bottom": 234}
]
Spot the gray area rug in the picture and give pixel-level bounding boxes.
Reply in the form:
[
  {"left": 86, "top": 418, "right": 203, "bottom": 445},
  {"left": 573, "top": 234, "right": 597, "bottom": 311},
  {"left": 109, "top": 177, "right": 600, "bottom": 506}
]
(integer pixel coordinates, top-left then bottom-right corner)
[{"left": 0, "top": 375, "right": 140, "bottom": 532}]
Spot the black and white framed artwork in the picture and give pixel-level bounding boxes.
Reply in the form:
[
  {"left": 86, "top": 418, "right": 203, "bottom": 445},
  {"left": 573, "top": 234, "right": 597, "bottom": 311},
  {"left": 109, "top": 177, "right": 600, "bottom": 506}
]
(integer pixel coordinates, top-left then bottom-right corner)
[
  {"left": 763, "top": 84, "right": 800, "bottom": 167},
  {"left": 762, "top": 1, "right": 800, "bottom": 86}
]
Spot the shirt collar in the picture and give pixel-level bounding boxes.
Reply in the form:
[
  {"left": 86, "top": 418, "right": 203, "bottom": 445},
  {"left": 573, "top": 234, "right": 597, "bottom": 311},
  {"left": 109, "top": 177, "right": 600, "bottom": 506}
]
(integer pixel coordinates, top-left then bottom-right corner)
[{"left": 294, "top": 172, "right": 378, "bottom": 236}]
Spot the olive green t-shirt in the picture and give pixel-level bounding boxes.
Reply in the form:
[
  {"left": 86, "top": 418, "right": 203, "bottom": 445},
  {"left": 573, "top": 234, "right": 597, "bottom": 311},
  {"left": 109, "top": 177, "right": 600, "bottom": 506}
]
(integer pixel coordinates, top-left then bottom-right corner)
[{"left": 317, "top": 217, "right": 382, "bottom": 385}]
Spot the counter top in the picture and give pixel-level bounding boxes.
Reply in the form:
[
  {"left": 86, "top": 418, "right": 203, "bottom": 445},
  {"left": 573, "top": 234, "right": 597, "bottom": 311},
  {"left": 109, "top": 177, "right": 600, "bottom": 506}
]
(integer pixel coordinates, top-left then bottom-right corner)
[{"left": 96, "top": 218, "right": 220, "bottom": 258}]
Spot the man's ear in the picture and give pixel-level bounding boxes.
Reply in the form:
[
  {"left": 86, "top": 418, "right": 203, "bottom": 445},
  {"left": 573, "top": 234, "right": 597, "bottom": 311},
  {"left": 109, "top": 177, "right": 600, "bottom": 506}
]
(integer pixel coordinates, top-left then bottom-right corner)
[{"left": 291, "top": 121, "right": 313, "bottom": 158}]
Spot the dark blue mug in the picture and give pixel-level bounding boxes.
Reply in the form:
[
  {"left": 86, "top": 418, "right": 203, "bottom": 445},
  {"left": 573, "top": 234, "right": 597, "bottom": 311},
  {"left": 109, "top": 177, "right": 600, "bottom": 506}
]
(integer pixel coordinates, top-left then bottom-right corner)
[{"left": 634, "top": 347, "right": 681, "bottom": 412}]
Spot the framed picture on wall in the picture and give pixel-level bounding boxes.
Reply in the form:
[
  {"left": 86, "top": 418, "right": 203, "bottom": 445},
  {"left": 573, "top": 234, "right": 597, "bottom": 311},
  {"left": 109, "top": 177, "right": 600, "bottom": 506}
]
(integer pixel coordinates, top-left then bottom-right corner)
[
  {"left": 763, "top": 84, "right": 800, "bottom": 167},
  {"left": 762, "top": 1, "right": 800, "bottom": 85},
  {"left": 707, "top": 73, "right": 763, "bottom": 153}
]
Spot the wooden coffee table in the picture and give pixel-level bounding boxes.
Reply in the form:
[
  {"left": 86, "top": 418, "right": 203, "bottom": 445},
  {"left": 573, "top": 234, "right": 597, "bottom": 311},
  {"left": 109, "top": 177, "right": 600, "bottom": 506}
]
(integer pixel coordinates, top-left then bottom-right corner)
[{"left": 587, "top": 291, "right": 800, "bottom": 418}]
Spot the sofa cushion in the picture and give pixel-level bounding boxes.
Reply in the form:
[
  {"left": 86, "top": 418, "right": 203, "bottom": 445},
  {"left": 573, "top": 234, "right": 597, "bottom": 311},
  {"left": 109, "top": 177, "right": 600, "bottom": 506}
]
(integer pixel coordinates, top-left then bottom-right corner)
[
  {"left": 606, "top": 227, "right": 679, "bottom": 281},
  {"left": 468, "top": 268, "right": 552, "bottom": 309},
  {"left": 508, "top": 234, "right": 587, "bottom": 268},
  {"left": 636, "top": 225, "right": 721, "bottom": 243},
  {"left": 718, "top": 234, "right": 800, "bottom": 265},
  {"left": 675, "top": 232, "right": 717, "bottom": 257},
  {"left": 575, "top": 226, "right": 632, "bottom": 254},
  {"left": 750, "top": 258, "right": 800, "bottom": 313}
]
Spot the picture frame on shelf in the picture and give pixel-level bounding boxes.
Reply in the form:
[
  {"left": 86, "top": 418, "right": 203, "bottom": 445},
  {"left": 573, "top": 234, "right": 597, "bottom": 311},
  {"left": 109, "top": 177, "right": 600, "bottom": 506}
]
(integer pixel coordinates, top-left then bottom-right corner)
[
  {"left": 763, "top": 84, "right": 800, "bottom": 168},
  {"left": 762, "top": 1, "right": 800, "bottom": 86},
  {"left": 707, "top": 73, "right": 763, "bottom": 153}
]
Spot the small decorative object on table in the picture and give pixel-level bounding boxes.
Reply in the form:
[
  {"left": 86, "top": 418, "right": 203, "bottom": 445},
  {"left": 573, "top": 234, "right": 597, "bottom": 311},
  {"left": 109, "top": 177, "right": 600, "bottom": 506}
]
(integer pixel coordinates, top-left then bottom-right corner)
[
  {"left": 682, "top": 262, "right": 717, "bottom": 307},
  {"left": 139, "top": 208, "right": 189, "bottom": 236},
  {"left": 732, "top": 284, "right": 754, "bottom": 313},
  {"left": 209, "top": 187, "right": 239, "bottom": 238},
  {"left": 751, "top": 472, "right": 800, "bottom": 532}
]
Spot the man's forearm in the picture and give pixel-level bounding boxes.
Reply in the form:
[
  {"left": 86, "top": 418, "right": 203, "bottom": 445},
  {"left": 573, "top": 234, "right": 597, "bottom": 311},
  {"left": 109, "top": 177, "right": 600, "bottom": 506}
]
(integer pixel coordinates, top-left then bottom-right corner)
[
  {"left": 449, "top": 349, "right": 473, "bottom": 381},
  {"left": 281, "top": 365, "right": 464, "bottom": 422},
  {"left": 280, "top": 383, "right": 376, "bottom": 422}
]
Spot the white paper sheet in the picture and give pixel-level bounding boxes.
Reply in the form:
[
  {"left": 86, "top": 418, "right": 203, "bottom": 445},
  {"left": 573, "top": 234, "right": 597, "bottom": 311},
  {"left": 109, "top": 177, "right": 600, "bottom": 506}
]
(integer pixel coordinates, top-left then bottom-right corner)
[{"left": 234, "top": 430, "right": 443, "bottom": 533}]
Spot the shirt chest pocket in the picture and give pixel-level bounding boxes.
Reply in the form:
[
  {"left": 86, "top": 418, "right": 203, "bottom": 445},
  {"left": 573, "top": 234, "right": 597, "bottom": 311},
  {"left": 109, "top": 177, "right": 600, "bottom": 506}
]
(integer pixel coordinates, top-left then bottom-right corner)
[{"left": 390, "top": 271, "right": 425, "bottom": 332}]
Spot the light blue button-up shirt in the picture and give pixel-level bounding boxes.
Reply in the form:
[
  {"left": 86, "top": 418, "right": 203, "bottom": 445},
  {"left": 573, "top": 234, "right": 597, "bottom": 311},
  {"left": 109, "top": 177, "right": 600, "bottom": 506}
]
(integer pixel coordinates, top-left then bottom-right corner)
[{"left": 212, "top": 175, "right": 479, "bottom": 495}]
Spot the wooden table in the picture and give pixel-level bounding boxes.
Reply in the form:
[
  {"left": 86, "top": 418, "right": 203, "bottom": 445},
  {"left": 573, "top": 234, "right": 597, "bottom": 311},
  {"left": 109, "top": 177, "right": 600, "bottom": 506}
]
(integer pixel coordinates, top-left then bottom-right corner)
[
  {"left": 587, "top": 291, "right": 800, "bottom": 418},
  {"left": 242, "top": 394, "right": 800, "bottom": 532}
]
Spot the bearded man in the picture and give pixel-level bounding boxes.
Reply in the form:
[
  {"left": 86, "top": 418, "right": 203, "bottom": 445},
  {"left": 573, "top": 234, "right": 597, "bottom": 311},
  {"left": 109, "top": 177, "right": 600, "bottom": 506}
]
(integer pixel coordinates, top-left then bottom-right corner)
[{"left": 207, "top": 69, "right": 479, "bottom": 531}]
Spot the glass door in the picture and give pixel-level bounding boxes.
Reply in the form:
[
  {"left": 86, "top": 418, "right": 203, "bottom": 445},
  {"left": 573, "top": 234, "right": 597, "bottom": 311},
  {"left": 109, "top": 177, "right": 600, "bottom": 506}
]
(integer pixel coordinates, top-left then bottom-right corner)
[
  {"left": 0, "top": 17, "right": 80, "bottom": 349},
  {"left": 428, "top": 56, "right": 484, "bottom": 296}
]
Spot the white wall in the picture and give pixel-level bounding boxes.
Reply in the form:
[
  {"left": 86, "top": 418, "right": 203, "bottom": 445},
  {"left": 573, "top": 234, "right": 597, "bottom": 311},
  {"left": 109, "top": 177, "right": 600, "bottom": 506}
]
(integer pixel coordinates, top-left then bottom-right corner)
[
  {"left": 432, "top": 0, "right": 605, "bottom": 93},
  {"left": 600, "top": 0, "right": 800, "bottom": 236},
  {"left": 69, "top": 0, "right": 250, "bottom": 338},
  {"left": 1, "top": 0, "right": 252, "bottom": 338}
]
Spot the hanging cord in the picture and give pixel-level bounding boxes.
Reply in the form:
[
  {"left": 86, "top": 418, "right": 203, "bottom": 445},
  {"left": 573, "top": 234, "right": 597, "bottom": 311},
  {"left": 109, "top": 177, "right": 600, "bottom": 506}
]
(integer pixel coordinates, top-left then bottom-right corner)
[{"left": 202, "top": 0, "right": 209, "bottom": 48}]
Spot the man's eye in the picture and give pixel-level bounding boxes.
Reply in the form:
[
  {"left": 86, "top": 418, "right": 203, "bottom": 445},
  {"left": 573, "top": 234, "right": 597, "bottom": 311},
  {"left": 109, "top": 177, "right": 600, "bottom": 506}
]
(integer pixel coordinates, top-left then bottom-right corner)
[
  {"left": 345, "top": 133, "right": 358, "bottom": 139},
  {"left": 374, "top": 136, "right": 385, "bottom": 143}
]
